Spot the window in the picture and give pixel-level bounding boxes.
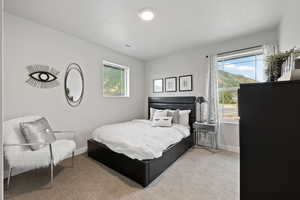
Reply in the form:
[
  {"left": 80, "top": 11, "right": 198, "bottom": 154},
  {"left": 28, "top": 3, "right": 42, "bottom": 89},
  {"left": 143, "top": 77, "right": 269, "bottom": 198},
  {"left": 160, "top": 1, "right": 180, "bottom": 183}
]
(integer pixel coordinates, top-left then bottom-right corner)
[
  {"left": 103, "top": 60, "right": 129, "bottom": 97},
  {"left": 217, "top": 46, "right": 264, "bottom": 123}
]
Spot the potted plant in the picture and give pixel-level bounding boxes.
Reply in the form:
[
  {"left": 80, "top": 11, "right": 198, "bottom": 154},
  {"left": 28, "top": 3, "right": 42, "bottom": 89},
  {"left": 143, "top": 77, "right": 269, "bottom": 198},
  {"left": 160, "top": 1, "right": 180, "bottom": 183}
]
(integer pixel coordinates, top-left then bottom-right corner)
[
  {"left": 265, "top": 51, "right": 290, "bottom": 82},
  {"left": 265, "top": 49, "right": 300, "bottom": 82}
]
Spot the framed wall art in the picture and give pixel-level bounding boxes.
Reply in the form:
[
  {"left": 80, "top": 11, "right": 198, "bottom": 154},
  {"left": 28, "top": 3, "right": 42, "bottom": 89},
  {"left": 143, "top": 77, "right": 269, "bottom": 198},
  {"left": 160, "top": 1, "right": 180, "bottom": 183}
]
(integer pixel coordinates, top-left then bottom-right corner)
[
  {"left": 26, "top": 64, "right": 60, "bottom": 89},
  {"left": 179, "top": 75, "right": 193, "bottom": 92},
  {"left": 153, "top": 78, "right": 164, "bottom": 93},
  {"left": 165, "top": 77, "right": 177, "bottom": 92}
]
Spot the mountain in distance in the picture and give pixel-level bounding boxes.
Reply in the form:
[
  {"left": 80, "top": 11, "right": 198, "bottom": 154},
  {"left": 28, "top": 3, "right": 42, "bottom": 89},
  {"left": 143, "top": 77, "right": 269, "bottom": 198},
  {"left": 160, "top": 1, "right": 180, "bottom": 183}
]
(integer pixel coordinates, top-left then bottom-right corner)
[{"left": 218, "top": 70, "right": 257, "bottom": 88}]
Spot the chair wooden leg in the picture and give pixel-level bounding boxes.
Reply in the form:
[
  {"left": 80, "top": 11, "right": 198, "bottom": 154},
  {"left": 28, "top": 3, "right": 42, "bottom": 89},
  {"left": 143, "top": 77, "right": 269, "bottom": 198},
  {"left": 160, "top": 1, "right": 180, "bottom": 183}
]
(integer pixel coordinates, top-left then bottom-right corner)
[
  {"left": 49, "top": 143, "right": 54, "bottom": 186},
  {"left": 72, "top": 151, "right": 75, "bottom": 168},
  {"left": 7, "top": 167, "right": 13, "bottom": 189},
  {"left": 50, "top": 161, "right": 53, "bottom": 186}
]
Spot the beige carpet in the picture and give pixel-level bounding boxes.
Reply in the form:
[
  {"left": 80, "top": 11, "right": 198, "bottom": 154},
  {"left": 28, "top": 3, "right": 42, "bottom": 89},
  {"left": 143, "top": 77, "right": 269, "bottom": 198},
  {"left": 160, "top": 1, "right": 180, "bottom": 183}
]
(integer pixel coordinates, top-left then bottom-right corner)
[{"left": 4, "top": 148, "right": 239, "bottom": 200}]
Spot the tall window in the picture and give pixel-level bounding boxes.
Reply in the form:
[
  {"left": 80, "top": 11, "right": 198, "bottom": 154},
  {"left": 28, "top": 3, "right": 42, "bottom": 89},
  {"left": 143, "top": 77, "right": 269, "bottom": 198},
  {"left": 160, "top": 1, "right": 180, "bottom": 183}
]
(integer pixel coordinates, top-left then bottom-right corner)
[
  {"left": 217, "top": 46, "right": 264, "bottom": 123},
  {"left": 103, "top": 60, "right": 130, "bottom": 97}
]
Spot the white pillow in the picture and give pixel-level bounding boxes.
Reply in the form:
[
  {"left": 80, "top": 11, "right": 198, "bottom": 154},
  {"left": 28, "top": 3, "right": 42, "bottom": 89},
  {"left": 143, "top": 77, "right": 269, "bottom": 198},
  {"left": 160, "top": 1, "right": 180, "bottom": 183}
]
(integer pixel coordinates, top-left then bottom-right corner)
[
  {"left": 149, "top": 108, "right": 157, "bottom": 120},
  {"left": 150, "top": 108, "right": 166, "bottom": 120},
  {"left": 167, "top": 109, "right": 180, "bottom": 124},
  {"left": 150, "top": 107, "right": 191, "bottom": 127},
  {"left": 179, "top": 110, "right": 191, "bottom": 127},
  {"left": 152, "top": 116, "right": 173, "bottom": 127},
  {"left": 152, "top": 110, "right": 168, "bottom": 118}
]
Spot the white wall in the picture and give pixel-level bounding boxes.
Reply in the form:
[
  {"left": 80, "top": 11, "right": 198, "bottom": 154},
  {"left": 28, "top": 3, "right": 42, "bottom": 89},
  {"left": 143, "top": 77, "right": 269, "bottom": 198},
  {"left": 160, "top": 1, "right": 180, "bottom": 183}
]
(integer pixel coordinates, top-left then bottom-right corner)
[
  {"left": 145, "top": 29, "right": 278, "bottom": 152},
  {"left": 1, "top": 0, "right": 3, "bottom": 197},
  {"left": 3, "top": 13, "right": 145, "bottom": 152},
  {"left": 279, "top": 0, "right": 300, "bottom": 50}
]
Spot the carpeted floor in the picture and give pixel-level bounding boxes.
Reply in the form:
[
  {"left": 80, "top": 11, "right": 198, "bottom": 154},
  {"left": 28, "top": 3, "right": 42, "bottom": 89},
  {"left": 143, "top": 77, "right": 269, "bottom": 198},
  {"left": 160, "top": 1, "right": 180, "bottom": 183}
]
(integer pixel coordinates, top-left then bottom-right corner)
[{"left": 4, "top": 148, "right": 239, "bottom": 200}]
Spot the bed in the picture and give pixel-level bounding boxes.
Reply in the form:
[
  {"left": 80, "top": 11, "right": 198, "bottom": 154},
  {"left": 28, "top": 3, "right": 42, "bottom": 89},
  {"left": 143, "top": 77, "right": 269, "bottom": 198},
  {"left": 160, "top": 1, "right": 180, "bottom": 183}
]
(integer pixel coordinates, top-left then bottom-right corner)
[{"left": 87, "top": 96, "right": 196, "bottom": 187}]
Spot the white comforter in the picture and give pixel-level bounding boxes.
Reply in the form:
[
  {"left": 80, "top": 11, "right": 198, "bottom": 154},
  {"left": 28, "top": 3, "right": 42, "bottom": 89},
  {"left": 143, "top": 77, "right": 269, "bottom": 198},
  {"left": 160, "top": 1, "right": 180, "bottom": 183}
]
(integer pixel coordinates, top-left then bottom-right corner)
[{"left": 92, "top": 119, "right": 190, "bottom": 160}]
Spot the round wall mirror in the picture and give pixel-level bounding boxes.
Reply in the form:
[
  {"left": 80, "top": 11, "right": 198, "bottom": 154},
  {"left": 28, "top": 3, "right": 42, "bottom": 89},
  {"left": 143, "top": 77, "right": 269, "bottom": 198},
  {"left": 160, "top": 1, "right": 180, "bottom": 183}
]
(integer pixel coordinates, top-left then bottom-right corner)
[{"left": 64, "top": 63, "right": 84, "bottom": 107}]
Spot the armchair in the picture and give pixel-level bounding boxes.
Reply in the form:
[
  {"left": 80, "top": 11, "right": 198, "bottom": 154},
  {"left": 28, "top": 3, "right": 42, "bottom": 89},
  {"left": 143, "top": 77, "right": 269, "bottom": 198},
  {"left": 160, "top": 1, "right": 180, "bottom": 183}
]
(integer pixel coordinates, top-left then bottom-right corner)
[{"left": 3, "top": 116, "right": 76, "bottom": 188}]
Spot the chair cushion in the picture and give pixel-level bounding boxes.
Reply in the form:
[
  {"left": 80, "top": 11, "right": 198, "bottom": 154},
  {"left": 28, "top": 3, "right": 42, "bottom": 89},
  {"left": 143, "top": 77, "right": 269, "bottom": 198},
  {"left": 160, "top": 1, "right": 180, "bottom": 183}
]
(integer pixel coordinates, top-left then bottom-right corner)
[
  {"left": 6, "top": 140, "right": 76, "bottom": 169},
  {"left": 20, "top": 117, "right": 56, "bottom": 150}
]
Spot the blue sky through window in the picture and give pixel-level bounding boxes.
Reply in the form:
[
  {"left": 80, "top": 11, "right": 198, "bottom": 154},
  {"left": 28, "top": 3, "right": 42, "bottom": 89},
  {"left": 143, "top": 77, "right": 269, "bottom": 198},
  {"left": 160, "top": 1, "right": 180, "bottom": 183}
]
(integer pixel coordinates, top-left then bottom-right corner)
[{"left": 217, "top": 55, "right": 264, "bottom": 82}]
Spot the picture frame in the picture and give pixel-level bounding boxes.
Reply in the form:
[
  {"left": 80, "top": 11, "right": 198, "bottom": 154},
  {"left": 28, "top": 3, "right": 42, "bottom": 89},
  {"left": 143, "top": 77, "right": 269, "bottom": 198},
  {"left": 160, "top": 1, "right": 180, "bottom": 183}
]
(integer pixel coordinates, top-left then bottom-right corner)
[
  {"left": 153, "top": 78, "right": 164, "bottom": 93},
  {"left": 179, "top": 75, "right": 193, "bottom": 92},
  {"left": 165, "top": 77, "right": 177, "bottom": 92}
]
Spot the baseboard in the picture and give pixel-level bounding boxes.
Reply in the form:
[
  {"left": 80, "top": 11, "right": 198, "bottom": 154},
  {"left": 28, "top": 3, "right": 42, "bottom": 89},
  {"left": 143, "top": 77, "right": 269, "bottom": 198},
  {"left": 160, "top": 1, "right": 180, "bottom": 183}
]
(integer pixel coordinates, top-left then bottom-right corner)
[
  {"left": 67, "top": 146, "right": 87, "bottom": 158},
  {"left": 76, "top": 146, "right": 88, "bottom": 155},
  {"left": 218, "top": 144, "right": 240, "bottom": 153},
  {"left": 3, "top": 146, "right": 88, "bottom": 179}
]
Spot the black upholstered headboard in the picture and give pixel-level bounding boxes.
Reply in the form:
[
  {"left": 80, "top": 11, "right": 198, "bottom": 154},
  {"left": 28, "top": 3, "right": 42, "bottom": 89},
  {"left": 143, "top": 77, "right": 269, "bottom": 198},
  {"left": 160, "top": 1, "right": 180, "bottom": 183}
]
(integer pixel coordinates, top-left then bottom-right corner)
[{"left": 148, "top": 96, "right": 196, "bottom": 129}]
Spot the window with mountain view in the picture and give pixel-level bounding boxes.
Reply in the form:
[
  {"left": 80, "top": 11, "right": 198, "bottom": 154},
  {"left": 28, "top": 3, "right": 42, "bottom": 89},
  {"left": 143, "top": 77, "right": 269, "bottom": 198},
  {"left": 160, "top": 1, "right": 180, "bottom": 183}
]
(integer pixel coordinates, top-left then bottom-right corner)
[
  {"left": 217, "top": 47, "right": 264, "bottom": 123},
  {"left": 103, "top": 60, "right": 130, "bottom": 97}
]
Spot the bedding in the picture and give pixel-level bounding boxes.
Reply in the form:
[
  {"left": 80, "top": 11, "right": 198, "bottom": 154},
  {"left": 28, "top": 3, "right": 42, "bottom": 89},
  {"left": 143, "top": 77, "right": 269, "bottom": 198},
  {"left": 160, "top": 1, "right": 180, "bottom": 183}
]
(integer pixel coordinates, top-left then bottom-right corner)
[{"left": 92, "top": 119, "right": 190, "bottom": 160}]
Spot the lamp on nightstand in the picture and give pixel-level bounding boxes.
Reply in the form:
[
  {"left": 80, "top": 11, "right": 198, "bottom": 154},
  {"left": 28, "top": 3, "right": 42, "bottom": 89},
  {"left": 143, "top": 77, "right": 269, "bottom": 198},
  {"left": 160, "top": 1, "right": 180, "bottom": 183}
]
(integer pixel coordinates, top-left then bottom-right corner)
[{"left": 195, "top": 96, "right": 207, "bottom": 123}]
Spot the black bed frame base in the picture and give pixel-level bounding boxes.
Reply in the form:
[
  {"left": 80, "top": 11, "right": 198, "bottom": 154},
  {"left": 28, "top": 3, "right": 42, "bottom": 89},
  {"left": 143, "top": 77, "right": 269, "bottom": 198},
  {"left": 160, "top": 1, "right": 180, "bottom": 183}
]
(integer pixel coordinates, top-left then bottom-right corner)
[
  {"left": 88, "top": 136, "right": 192, "bottom": 187},
  {"left": 88, "top": 96, "right": 196, "bottom": 187}
]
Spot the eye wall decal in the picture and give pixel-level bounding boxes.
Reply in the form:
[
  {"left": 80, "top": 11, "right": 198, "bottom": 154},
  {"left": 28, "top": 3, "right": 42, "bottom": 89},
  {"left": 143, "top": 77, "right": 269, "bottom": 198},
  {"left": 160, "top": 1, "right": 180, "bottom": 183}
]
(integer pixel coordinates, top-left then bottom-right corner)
[{"left": 26, "top": 64, "right": 60, "bottom": 89}]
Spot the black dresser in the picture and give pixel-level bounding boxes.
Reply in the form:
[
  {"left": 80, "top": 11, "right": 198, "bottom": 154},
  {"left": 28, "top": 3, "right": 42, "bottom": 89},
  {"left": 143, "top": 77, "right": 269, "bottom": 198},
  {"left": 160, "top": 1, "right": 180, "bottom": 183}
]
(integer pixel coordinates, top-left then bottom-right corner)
[{"left": 239, "top": 80, "right": 300, "bottom": 200}]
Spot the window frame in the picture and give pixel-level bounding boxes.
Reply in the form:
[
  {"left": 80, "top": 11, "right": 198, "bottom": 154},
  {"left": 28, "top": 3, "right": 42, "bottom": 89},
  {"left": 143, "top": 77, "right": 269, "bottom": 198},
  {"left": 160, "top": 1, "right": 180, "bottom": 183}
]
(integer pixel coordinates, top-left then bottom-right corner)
[
  {"left": 102, "top": 60, "right": 130, "bottom": 98},
  {"left": 216, "top": 47, "right": 264, "bottom": 123}
]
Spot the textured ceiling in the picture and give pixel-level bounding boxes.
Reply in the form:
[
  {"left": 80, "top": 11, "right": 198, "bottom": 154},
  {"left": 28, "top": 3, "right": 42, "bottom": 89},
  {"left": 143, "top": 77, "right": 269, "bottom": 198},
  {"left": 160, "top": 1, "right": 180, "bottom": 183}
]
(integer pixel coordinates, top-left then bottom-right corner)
[{"left": 5, "top": 0, "right": 285, "bottom": 60}]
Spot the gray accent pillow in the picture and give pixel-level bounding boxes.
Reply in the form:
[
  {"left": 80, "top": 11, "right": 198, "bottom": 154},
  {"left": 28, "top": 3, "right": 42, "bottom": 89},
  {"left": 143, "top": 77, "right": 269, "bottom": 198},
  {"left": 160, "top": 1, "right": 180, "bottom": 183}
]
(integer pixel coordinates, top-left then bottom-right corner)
[
  {"left": 20, "top": 117, "right": 56, "bottom": 151},
  {"left": 167, "top": 109, "right": 180, "bottom": 124},
  {"left": 152, "top": 116, "right": 173, "bottom": 127}
]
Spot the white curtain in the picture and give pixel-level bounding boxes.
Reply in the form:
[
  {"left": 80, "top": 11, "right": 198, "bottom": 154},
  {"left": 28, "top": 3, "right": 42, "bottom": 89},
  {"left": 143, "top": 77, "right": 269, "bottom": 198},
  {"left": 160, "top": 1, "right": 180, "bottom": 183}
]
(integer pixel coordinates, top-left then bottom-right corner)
[
  {"left": 263, "top": 44, "right": 279, "bottom": 81},
  {"left": 206, "top": 55, "right": 219, "bottom": 124},
  {"left": 204, "top": 55, "right": 219, "bottom": 148}
]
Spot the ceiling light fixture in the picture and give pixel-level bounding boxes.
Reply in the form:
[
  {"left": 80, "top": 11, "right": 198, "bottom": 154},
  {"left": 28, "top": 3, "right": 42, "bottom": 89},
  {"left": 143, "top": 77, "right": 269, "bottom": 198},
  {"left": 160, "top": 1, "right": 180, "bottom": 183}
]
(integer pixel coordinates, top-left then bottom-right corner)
[{"left": 138, "top": 8, "right": 155, "bottom": 21}]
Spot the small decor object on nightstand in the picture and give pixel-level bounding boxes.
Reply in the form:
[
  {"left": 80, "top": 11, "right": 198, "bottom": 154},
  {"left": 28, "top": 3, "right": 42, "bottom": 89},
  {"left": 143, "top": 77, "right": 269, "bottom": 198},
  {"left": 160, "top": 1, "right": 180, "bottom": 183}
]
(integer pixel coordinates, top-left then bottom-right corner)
[
  {"left": 165, "top": 77, "right": 177, "bottom": 92},
  {"left": 153, "top": 78, "right": 164, "bottom": 93},
  {"left": 179, "top": 75, "right": 193, "bottom": 92},
  {"left": 195, "top": 96, "right": 207, "bottom": 123},
  {"left": 193, "top": 122, "right": 217, "bottom": 152}
]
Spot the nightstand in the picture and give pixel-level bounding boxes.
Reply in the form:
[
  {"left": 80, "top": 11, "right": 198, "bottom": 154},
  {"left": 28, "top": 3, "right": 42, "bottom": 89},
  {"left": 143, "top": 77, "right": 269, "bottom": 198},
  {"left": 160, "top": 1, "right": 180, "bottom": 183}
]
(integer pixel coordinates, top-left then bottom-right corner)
[{"left": 193, "top": 122, "right": 217, "bottom": 150}]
